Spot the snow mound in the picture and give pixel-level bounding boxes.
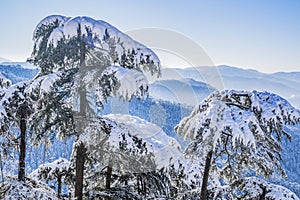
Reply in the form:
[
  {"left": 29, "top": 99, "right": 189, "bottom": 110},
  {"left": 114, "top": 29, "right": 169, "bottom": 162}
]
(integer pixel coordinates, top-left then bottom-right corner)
[{"left": 0, "top": 179, "right": 58, "bottom": 200}]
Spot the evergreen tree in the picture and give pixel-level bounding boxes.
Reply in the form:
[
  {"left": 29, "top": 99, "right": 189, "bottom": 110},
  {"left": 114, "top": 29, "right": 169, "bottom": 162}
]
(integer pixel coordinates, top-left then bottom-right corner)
[
  {"left": 0, "top": 70, "right": 75, "bottom": 183},
  {"left": 28, "top": 15, "right": 161, "bottom": 199},
  {"left": 175, "top": 90, "right": 300, "bottom": 199}
]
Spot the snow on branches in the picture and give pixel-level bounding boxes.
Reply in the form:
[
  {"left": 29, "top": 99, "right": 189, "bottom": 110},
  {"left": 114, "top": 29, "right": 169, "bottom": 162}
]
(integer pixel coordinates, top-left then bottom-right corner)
[{"left": 29, "top": 15, "right": 160, "bottom": 75}]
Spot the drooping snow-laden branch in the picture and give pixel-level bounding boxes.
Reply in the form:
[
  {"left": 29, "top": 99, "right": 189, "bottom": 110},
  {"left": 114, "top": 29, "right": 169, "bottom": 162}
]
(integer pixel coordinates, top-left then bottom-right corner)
[{"left": 29, "top": 15, "right": 160, "bottom": 76}]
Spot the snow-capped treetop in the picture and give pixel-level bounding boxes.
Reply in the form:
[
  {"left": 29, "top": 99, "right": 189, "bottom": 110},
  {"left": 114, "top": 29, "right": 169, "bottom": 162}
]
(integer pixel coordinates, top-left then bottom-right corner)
[
  {"left": 176, "top": 90, "right": 300, "bottom": 154},
  {"left": 0, "top": 71, "right": 61, "bottom": 119},
  {"left": 30, "top": 15, "right": 160, "bottom": 75},
  {"left": 0, "top": 73, "right": 11, "bottom": 91},
  {"left": 0, "top": 69, "right": 75, "bottom": 146}
]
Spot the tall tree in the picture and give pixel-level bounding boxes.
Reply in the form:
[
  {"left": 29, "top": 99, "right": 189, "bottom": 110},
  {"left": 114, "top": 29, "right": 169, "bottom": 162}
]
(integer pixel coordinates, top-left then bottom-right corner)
[
  {"left": 28, "top": 15, "right": 161, "bottom": 199},
  {"left": 175, "top": 90, "right": 300, "bottom": 199},
  {"left": 0, "top": 70, "right": 75, "bottom": 182}
]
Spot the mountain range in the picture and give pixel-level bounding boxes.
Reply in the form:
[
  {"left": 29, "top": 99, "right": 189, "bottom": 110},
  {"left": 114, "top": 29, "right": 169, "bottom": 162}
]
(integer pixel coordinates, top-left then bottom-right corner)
[{"left": 152, "top": 65, "right": 300, "bottom": 108}]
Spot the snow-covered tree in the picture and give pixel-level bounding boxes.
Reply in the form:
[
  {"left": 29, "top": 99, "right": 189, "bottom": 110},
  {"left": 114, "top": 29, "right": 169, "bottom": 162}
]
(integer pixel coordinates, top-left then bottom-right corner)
[
  {"left": 175, "top": 90, "right": 300, "bottom": 199},
  {"left": 28, "top": 15, "right": 161, "bottom": 199},
  {"left": 71, "top": 114, "right": 181, "bottom": 199},
  {"left": 0, "top": 82, "right": 33, "bottom": 182},
  {"left": 0, "top": 69, "right": 76, "bottom": 183},
  {"left": 30, "top": 158, "right": 73, "bottom": 198}
]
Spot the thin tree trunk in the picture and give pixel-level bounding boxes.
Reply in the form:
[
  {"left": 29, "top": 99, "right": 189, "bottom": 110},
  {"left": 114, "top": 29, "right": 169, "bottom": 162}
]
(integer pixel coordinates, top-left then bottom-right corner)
[
  {"left": 0, "top": 153, "right": 4, "bottom": 185},
  {"left": 80, "top": 40, "right": 86, "bottom": 67},
  {"left": 57, "top": 175, "right": 62, "bottom": 199},
  {"left": 43, "top": 143, "right": 46, "bottom": 164},
  {"left": 18, "top": 117, "right": 26, "bottom": 181},
  {"left": 200, "top": 150, "right": 213, "bottom": 200},
  {"left": 259, "top": 186, "right": 267, "bottom": 200},
  {"left": 137, "top": 175, "right": 141, "bottom": 195},
  {"left": 75, "top": 143, "right": 86, "bottom": 200},
  {"left": 74, "top": 87, "right": 87, "bottom": 199},
  {"left": 106, "top": 166, "right": 112, "bottom": 189}
]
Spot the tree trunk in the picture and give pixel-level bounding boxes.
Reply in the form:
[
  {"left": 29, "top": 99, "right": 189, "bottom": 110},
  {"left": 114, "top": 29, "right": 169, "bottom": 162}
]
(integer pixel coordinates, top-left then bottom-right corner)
[
  {"left": 74, "top": 87, "right": 87, "bottom": 199},
  {"left": 43, "top": 143, "right": 46, "bottom": 164},
  {"left": 80, "top": 40, "right": 86, "bottom": 67},
  {"left": 0, "top": 153, "right": 4, "bottom": 185},
  {"left": 18, "top": 117, "right": 26, "bottom": 181},
  {"left": 137, "top": 175, "right": 141, "bottom": 195},
  {"left": 259, "top": 185, "right": 267, "bottom": 200},
  {"left": 74, "top": 143, "right": 86, "bottom": 200},
  {"left": 57, "top": 175, "right": 62, "bottom": 199},
  {"left": 200, "top": 150, "right": 213, "bottom": 200},
  {"left": 106, "top": 166, "right": 112, "bottom": 189}
]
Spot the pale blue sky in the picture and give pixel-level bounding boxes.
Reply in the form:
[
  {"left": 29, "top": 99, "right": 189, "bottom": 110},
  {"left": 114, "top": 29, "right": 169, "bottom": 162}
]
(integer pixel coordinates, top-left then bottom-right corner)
[{"left": 1, "top": 0, "right": 300, "bottom": 72}]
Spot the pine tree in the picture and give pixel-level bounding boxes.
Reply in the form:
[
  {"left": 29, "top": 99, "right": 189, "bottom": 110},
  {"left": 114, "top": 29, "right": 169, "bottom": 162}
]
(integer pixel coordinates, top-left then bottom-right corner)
[
  {"left": 0, "top": 69, "right": 75, "bottom": 184},
  {"left": 175, "top": 90, "right": 300, "bottom": 199},
  {"left": 28, "top": 15, "right": 161, "bottom": 199}
]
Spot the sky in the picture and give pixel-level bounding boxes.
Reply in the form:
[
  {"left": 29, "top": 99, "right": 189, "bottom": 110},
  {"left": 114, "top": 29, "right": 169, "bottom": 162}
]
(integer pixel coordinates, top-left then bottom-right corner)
[{"left": 0, "top": 0, "right": 300, "bottom": 73}]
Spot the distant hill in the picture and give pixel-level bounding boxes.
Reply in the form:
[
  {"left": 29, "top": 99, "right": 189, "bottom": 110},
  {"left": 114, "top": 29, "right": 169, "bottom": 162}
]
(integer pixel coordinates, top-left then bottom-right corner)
[
  {"left": 149, "top": 78, "right": 216, "bottom": 106},
  {"left": 158, "top": 65, "right": 300, "bottom": 108},
  {"left": 0, "top": 64, "right": 39, "bottom": 84},
  {"left": 0, "top": 57, "right": 11, "bottom": 63},
  {"left": 1, "top": 61, "right": 37, "bottom": 69}
]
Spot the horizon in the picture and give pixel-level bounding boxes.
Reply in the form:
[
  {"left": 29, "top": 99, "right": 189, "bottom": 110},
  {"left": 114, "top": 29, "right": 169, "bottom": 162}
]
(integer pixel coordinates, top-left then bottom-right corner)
[{"left": 1, "top": 58, "right": 299, "bottom": 74}]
